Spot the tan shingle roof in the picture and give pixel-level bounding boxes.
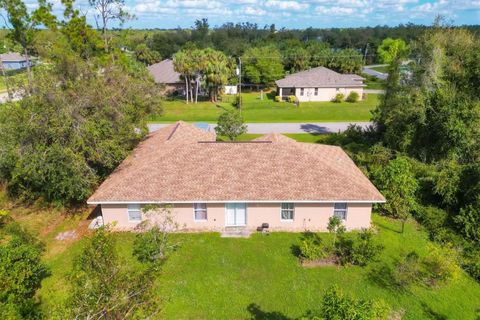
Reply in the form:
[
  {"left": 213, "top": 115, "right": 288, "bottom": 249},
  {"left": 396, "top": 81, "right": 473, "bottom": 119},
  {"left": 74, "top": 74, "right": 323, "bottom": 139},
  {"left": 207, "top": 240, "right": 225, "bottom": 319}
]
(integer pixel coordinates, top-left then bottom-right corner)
[
  {"left": 275, "top": 66, "right": 365, "bottom": 88},
  {"left": 147, "top": 59, "right": 182, "bottom": 84},
  {"left": 87, "top": 122, "right": 384, "bottom": 203}
]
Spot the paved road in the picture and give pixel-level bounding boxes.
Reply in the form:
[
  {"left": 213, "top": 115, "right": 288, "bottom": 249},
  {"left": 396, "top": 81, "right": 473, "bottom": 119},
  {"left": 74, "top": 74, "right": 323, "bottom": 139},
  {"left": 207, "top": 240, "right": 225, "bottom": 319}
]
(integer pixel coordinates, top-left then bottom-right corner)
[
  {"left": 363, "top": 65, "right": 388, "bottom": 80},
  {"left": 364, "top": 89, "right": 385, "bottom": 94},
  {"left": 148, "top": 122, "right": 373, "bottom": 134}
]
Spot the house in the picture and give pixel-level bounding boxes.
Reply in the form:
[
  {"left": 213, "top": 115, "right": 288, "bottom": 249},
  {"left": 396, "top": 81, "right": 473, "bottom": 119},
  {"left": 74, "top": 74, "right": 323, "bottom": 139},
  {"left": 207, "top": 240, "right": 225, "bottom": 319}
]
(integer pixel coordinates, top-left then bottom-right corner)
[
  {"left": 87, "top": 121, "right": 385, "bottom": 232},
  {"left": 224, "top": 85, "right": 238, "bottom": 95},
  {"left": 0, "top": 52, "right": 36, "bottom": 71},
  {"left": 147, "top": 59, "right": 184, "bottom": 95},
  {"left": 275, "top": 66, "right": 365, "bottom": 102}
]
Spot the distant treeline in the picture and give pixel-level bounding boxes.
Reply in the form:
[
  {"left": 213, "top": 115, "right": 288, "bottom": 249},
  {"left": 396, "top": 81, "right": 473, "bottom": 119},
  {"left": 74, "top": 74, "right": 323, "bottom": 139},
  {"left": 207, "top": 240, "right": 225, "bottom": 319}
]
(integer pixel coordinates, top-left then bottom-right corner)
[{"left": 116, "top": 21, "right": 480, "bottom": 64}]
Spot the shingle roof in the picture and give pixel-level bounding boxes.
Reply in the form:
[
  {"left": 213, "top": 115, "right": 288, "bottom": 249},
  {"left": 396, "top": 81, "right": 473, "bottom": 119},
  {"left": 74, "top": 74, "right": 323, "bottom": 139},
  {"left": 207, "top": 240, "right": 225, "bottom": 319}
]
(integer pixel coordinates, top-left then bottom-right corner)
[
  {"left": 147, "top": 59, "right": 182, "bottom": 84},
  {"left": 87, "top": 121, "right": 384, "bottom": 203},
  {"left": 275, "top": 66, "right": 365, "bottom": 88}
]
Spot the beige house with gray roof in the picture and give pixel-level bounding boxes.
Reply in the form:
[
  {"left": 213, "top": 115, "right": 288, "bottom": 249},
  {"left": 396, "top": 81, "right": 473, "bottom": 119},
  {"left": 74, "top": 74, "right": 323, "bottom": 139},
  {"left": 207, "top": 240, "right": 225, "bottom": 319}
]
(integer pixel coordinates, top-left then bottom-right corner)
[
  {"left": 275, "top": 66, "right": 365, "bottom": 102},
  {"left": 147, "top": 59, "right": 185, "bottom": 95}
]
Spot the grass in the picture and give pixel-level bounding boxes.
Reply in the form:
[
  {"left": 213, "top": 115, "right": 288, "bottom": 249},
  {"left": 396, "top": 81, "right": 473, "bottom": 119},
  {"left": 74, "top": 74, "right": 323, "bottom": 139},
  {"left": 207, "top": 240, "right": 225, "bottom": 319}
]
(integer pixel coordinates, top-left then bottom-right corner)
[
  {"left": 150, "top": 92, "right": 379, "bottom": 123},
  {"left": 27, "top": 212, "right": 480, "bottom": 319}
]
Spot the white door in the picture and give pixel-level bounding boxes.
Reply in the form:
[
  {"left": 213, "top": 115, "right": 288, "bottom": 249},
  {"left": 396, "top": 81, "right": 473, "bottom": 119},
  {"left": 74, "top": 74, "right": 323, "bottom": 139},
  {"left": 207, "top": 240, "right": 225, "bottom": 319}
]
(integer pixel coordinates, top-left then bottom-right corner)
[{"left": 225, "top": 203, "right": 247, "bottom": 226}]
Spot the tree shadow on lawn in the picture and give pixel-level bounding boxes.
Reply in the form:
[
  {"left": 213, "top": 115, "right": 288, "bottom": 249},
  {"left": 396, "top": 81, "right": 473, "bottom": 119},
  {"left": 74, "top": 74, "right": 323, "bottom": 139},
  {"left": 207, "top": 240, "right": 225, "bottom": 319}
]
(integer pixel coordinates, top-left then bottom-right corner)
[{"left": 247, "top": 303, "right": 292, "bottom": 320}]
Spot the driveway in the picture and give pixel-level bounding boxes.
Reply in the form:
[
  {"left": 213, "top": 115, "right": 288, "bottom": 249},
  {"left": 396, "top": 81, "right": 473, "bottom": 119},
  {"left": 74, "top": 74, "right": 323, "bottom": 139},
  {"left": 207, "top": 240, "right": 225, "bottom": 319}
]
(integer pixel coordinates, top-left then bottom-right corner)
[
  {"left": 363, "top": 65, "right": 388, "bottom": 80},
  {"left": 148, "top": 122, "right": 373, "bottom": 134}
]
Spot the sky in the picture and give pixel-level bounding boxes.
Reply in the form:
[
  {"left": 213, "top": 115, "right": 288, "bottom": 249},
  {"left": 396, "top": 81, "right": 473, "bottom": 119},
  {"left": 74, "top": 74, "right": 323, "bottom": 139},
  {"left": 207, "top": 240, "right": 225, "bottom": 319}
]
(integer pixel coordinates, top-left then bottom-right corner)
[{"left": 16, "top": 0, "right": 480, "bottom": 29}]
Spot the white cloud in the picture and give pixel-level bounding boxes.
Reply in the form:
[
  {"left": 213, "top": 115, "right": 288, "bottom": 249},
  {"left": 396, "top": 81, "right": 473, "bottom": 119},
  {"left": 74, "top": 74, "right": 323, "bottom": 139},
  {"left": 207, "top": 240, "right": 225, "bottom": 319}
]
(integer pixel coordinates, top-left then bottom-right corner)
[
  {"left": 243, "top": 6, "right": 267, "bottom": 15},
  {"left": 315, "top": 6, "right": 354, "bottom": 15},
  {"left": 264, "top": 0, "right": 309, "bottom": 11}
]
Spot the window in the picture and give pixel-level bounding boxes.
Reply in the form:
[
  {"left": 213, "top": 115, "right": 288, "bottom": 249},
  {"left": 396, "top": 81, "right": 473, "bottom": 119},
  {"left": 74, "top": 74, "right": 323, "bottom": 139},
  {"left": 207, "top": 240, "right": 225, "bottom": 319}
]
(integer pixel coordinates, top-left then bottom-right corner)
[
  {"left": 314, "top": 88, "right": 318, "bottom": 96},
  {"left": 127, "top": 204, "right": 142, "bottom": 222},
  {"left": 333, "top": 203, "right": 347, "bottom": 220},
  {"left": 281, "top": 203, "right": 294, "bottom": 220},
  {"left": 300, "top": 88, "right": 304, "bottom": 96},
  {"left": 336, "top": 88, "right": 340, "bottom": 92},
  {"left": 194, "top": 203, "right": 207, "bottom": 221}
]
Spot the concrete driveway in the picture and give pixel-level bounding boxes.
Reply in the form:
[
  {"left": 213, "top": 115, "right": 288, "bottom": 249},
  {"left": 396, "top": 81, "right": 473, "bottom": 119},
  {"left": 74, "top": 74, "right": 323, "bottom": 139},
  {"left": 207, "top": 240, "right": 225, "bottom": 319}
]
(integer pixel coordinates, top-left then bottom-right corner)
[{"left": 148, "top": 122, "right": 373, "bottom": 134}]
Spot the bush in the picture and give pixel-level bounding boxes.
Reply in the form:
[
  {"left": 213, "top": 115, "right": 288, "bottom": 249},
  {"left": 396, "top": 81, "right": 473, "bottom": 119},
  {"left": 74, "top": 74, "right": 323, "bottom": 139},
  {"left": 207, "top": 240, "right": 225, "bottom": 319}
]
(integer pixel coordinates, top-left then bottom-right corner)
[
  {"left": 215, "top": 110, "right": 247, "bottom": 141},
  {"left": 392, "top": 251, "right": 424, "bottom": 288},
  {"left": 335, "top": 229, "right": 383, "bottom": 266},
  {"left": 414, "top": 205, "right": 447, "bottom": 237},
  {"left": 462, "top": 246, "right": 480, "bottom": 282},
  {"left": 332, "top": 93, "right": 344, "bottom": 103},
  {"left": 318, "top": 285, "right": 390, "bottom": 320},
  {"left": 423, "top": 245, "right": 460, "bottom": 286},
  {"left": 287, "top": 95, "right": 296, "bottom": 103},
  {"left": 274, "top": 95, "right": 282, "bottom": 102},
  {"left": 454, "top": 203, "right": 480, "bottom": 243},
  {"left": 299, "top": 233, "right": 329, "bottom": 261},
  {"left": 232, "top": 95, "right": 242, "bottom": 108},
  {"left": 346, "top": 91, "right": 360, "bottom": 102}
]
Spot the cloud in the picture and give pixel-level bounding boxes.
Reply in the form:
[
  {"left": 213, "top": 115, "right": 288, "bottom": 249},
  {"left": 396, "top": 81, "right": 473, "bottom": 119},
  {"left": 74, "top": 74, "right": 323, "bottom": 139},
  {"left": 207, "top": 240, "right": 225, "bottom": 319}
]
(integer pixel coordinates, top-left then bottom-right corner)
[
  {"left": 315, "top": 6, "right": 355, "bottom": 15},
  {"left": 243, "top": 6, "right": 267, "bottom": 16},
  {"left": 264, "top": 0, "right": 309, "bottom": 11}
]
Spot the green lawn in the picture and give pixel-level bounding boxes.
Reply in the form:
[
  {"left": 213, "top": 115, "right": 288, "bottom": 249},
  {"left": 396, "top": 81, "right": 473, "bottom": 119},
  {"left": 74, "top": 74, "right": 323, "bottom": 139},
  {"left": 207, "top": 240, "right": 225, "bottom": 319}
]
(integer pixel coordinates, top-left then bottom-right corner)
[
  {"left": 34, "top": 214, "right": 480, "bottom": 319},
  {"left": 150, "top": 92, "right": 379, "bottom": 123}
]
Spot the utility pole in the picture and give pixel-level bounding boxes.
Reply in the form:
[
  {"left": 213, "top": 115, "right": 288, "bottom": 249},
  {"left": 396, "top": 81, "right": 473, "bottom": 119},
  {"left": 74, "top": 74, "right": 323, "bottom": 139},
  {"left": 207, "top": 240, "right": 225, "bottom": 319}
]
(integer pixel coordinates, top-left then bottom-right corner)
[
  {"left": 363, "top": 43, "right": 369, "bottom": 64},
  {"left": 238, "top": 57, "right": 242, "bottom": 110}
]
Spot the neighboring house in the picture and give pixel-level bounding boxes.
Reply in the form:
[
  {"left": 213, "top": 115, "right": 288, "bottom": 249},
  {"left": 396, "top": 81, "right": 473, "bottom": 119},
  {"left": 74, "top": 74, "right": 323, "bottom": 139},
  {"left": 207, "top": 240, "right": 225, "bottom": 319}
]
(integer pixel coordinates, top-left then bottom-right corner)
[
  {"left": 147, "top": 59, "right": 184, "bottom": 95},
  {"left": 87, "top": 121, "right": 385, "bottom": 232},
  {"left": 275, "top": 66, "right": 365, "bottom": 102},
  {"left": 0, "top": 52, "right": 36, "bottom": 71}
]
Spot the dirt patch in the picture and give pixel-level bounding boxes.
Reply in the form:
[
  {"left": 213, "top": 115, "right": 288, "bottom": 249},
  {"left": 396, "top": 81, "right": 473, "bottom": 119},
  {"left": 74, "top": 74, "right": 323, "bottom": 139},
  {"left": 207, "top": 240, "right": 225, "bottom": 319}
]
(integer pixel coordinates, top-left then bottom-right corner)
[{"left": 301, "top": 256, "right": 338, "bottom": 268}]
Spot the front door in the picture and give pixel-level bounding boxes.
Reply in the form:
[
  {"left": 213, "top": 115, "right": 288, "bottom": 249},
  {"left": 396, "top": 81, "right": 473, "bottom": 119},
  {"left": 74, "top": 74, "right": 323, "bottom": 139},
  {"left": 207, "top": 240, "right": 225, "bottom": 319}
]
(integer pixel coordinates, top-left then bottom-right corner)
[{"left": 225, "top": 203, "right": 246, "bottom": 226}]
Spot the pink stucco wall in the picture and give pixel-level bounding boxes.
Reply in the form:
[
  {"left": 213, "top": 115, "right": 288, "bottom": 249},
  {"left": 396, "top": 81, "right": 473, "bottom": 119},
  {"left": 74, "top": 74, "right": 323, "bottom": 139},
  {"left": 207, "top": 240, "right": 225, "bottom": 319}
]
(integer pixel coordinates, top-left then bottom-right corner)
[{"left": 100, "top": 202, "right": 372, "bottom": 232}]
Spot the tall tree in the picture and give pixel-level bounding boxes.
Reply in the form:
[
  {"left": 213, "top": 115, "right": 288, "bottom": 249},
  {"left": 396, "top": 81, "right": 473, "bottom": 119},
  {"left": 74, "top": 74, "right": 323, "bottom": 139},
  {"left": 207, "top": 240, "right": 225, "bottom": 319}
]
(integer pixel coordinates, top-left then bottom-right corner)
[
  {"left": 88, "top": 0, "right": 130, "bottom": 52},
  {"left": 242, "top": 46, "right": 284, "bottom": 85},
  {"left": 203, "top": 48, "right": 232, "bottom": 102},
  {"left": 377, "top": 38, "right": 409, "bottom": 64}
]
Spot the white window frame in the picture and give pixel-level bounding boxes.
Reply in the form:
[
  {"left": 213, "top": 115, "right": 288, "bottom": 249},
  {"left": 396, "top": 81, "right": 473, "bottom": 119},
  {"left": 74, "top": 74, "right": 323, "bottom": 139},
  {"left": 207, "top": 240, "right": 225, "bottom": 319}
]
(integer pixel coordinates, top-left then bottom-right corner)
[
  {"left": 193, "top": 203, "right": 208, "bottom": 222},
  {"left": 281, "top": 203, "right": 295, "bottom": 221},
  {"left": 127, "top": 204, "right": 142, "bottom": 222},
  {"left": 333, "top": 203, "right": 348, "bottom": 220}
]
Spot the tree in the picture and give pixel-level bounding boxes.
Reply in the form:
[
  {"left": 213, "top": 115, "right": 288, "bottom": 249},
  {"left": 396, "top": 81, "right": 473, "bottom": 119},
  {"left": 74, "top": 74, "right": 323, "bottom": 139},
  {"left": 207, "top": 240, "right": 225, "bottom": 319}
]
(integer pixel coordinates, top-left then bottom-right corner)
[
  {"left": 0, "top": 55, "right": 162, "bottom": 205},
  {"left": 0, "top": 223, "right": 49, "bottom": 318},
  {"left": 454, "top": 202, "right": 480, "bottom": 243},
  {"left": 242, "top": 46, "right": 284, "bottom": 84},
  {"left": 375, "top": 156, "right": 418, "bottom": 233},
  {"left": 66, "top": 227, "right": 159, "bottom": 318},
  {"left": 133, "top": 205, "right": 181, "bottom": 264},
  {"left": 377, "top": 38, "right": 409, "bottom": 64},
  {"left": 88, "top": 0, "right": 131, "bottom": 52},
  {"left": 327, "top": 216, "right": 343, "bottom": 246},
  {"left": 215, "top": 110, "right": 247, "bottom": 141},
  {"left": 203, "top": 48, "right": 232, "bottom": 102},
  {"left": 0, "top": 0, "right": 57, "bottom": 91},
  {"left": 134, "top": 43, "right": 161, "bottom": 65}
]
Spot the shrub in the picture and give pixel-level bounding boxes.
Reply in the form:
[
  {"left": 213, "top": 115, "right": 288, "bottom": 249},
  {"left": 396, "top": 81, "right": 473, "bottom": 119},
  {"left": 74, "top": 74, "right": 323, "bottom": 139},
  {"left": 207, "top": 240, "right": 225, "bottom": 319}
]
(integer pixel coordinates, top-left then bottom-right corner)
[
  {"left": 462, "top": 247, "right": 480, "bottom": 282},
  {"left": 346, "top": 91, "right": 360, "bottom": 102},
  {"left": 274, "top": 95, "right": 282, "bottom": 102},
  {"left": 332, "top": 93, "right": 344, "bottom": 103},
  {"left": 335, "top": 229, "right": 383, "bottom": 266},
  {"left": 414, "top": 206, "right": 447, "bottom": 236},
  {"left": 422, "top": 245, "right": 460, "bottom": 286},
  {"left": 299, "top": 234, "right": 329, "bottom": 261},
  {"left": 392, "top": 251, "right": 424, "bottom": 288},
  {"left": 287, "top": 95, "right": 296, "bottom": 103},
  {"left": 454, "top": 203, "right": 480, "bottom": 243},
  {"left": 318, "top": 285, "right": 390, "bottom": 320}
]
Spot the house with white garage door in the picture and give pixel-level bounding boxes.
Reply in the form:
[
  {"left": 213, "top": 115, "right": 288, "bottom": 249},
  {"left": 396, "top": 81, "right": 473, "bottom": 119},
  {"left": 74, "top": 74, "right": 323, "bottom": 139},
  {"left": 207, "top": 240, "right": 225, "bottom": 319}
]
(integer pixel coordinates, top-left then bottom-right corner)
[{"left": 275, "top": 66, "right": 365, "bottom": 102}]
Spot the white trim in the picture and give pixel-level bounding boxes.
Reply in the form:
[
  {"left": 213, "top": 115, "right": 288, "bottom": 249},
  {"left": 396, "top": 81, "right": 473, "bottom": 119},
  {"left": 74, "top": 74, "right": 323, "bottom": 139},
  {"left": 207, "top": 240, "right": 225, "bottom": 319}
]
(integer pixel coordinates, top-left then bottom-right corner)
[{"left": 88, "top": 200, "right": 385, "bottom": 205}]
